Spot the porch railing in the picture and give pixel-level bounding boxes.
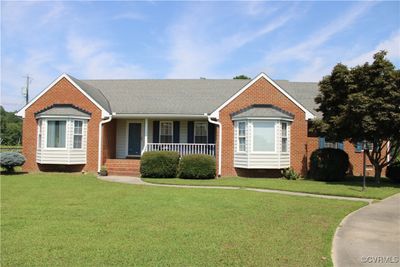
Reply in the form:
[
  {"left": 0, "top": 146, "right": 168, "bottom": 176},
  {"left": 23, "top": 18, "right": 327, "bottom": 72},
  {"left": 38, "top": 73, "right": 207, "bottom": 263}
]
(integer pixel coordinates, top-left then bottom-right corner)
[{"left": 145, "top": 143, "right": 215, "bottom": 157}]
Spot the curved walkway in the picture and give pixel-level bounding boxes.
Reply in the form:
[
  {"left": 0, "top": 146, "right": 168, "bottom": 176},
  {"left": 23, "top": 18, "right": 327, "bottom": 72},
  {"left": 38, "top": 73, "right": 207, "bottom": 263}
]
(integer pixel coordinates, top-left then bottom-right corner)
[
  {"left": 333, "top": 193, "right": 400, "bottom": 267},
  {"left": 98, "top": 176, "right": 373, "bottom": 203}
]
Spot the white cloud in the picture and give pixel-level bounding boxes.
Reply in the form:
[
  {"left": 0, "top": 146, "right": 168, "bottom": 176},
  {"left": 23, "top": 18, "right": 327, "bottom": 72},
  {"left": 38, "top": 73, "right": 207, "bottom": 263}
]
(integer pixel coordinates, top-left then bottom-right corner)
[
  {"left": 345, "top": 32, "right": 400, "bottom": 67},
  {"left": 166, "top": 4, "right": 297, "bottom": 78},
  {"left": 65, "top": 33, "right": 148, "bottom": 79}
]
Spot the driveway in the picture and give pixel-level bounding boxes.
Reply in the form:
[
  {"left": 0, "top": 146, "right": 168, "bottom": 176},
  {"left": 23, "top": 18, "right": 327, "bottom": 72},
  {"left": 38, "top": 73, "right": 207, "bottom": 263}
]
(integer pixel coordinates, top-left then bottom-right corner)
[{"left": 333, "top": 193, "right": 400, "bottom": 267}]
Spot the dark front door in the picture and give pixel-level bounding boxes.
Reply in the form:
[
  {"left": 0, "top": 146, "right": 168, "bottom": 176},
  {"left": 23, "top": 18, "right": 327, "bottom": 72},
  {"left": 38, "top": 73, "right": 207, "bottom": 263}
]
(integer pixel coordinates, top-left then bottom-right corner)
[{"left": 128, "top": 123, "right": 141, "bottom": 156}]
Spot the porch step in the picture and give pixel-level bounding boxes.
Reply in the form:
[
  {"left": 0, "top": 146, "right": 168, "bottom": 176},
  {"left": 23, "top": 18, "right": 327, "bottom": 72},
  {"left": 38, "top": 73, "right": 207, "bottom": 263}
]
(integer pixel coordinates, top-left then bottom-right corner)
[{"left": 104, "top": 159, "right": 141, "bottom": 177}]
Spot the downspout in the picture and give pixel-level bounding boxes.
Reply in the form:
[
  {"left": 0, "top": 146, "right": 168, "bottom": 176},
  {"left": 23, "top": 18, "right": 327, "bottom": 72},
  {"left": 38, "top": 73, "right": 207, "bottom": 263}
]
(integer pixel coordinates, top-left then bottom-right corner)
[
  {"left": 207, "top": 114, "right": 222, "bottom": 177},
  {"left": 98, "top": 115, "right": 112, "bottom": 173}
]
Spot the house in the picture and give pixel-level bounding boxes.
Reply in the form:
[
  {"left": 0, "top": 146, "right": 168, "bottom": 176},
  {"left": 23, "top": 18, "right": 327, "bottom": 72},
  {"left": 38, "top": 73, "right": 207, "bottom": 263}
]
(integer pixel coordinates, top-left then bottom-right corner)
[{"left": 17, "top": 73, "right": 371, "bottom": 177}]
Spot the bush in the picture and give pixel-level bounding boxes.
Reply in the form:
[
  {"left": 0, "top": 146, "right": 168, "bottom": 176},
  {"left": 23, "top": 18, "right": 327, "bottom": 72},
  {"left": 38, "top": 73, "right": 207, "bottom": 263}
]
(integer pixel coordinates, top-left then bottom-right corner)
[
  {"left": 309, "top": 148, "right": 349, "bottom": 181},
  {"left": 386, "top": 161, "right": 400, "bottom": 183},
  {"left": 282, "top": 167, "right": 301, "bottom": 180},
  {"left": 0, "top": 152, "right": 25, "bottom": 172},
  {"left": 140, "top": 151, "right": 180, "bottom": 178},
  {"left": 178, "top": 154, "right": 216, "bottom": 179}
]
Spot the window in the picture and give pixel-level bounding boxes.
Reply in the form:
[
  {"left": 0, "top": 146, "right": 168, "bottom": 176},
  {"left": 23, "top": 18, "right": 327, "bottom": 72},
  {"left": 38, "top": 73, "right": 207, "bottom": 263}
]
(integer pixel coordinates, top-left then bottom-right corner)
[
  {"left": 37, "top": 120, "right": 42, "bottom": 148},
  {"left": 319, "top": 137, "right": 343, "bottom": 150},
  {"left": 73, "top": 120, "right": 83, "bottom": 149},
  {"left": 281, "top": 122, "right": 288, "bottom": 152},
  {"left": 194, "top": 122, "right": 208, "bottom": 143},
  {"left": 253, "top": 121, "right": 275, "bottom": 152},
  {"left": 238, "top": 121, "right": 246, "bottom": 152},
  {"left": 160, "top": 121, "right": 173, "bottom": 143},
  {"left": 47, "top": 120, "right": 66, "bottom": 148}
]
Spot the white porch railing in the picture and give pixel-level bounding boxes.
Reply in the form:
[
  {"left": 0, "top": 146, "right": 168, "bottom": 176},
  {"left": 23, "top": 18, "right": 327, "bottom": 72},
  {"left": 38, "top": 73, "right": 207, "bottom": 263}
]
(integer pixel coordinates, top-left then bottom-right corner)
[{"left": 145, "top": 143, "right": 215, "bottom": 157}]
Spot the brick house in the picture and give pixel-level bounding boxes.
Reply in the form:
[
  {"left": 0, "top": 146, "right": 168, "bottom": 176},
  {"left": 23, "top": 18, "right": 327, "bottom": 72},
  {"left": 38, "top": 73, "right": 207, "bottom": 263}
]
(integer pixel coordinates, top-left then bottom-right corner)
[{"left": 17, "top": 73, "right": 372, "bottom": 177}]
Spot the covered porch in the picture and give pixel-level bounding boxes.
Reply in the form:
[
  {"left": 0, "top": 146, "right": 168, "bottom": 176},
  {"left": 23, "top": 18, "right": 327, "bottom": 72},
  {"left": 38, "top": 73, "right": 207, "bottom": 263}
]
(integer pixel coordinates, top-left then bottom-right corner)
[{"left": 102, "top": 116, "right": 217, "bottom": 175}]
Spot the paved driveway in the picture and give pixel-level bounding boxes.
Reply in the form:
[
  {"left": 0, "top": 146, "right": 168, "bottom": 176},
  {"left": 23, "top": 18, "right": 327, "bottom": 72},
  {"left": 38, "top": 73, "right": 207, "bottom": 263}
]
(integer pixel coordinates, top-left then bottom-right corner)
[{"left": 333, "top": 193, "right": 400, "bottom": 267}]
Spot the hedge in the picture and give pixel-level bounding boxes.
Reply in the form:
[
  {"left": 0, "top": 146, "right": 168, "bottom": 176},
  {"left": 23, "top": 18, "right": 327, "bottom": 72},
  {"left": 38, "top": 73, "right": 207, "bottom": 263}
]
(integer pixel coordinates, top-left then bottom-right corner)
[
  {"left": 140, "top": 151, "right": 180, "bottom": 178},
  {"left": 178, "top": 154, "right": 216, "bottom": 179},
  {"left": 309, "top": 148, "right": 349, "bottom": 181},
  {"left": 0, "top": 152, "right": 25, "bottom": 172},
  {"left": 386, "top": 161, "right": 400, "bottom": 183}
]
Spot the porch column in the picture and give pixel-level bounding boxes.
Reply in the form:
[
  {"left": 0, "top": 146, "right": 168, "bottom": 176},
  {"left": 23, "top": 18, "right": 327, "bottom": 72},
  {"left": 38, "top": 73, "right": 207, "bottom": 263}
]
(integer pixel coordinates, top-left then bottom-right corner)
[{"left": 143, "top": 118, "right": 148, "bottom": 155}]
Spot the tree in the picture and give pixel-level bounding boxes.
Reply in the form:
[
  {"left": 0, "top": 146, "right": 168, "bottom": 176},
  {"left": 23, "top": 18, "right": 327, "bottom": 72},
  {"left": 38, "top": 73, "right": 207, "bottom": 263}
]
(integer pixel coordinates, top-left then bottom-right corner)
[
  {"left": 233, "top": 75, "right": 251, "bottom": 79},
  {"left": 315, "top": 51, "right": 400, "bottom": 183},
  {"left": 0, "top": 106, "right": 22, "bottom": 146}
]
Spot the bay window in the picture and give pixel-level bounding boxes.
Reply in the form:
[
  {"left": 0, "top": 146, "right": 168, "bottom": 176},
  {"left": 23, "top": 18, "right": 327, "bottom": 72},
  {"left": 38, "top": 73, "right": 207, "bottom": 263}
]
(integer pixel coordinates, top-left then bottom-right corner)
[
  {"left": 282, "top": 122, "right": 288, "bottom": 152},
  {"left": 47, "top": 120, "right": 66, "bottom": 148},
  {"left": 252, "top": 121, "right": 275, "bottom": 152},
  {"left": 238, "top": 121, "right": 246, "bottom": 152},
  {"left": 73, "top": 120, "right": 83, "bottom": 149}
]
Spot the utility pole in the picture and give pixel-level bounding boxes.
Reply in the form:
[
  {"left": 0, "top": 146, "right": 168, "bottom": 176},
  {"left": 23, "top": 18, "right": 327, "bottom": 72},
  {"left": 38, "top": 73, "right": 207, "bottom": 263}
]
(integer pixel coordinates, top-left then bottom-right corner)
[{"left": 22, "top": 75, "right": 32, "bottom": 104}]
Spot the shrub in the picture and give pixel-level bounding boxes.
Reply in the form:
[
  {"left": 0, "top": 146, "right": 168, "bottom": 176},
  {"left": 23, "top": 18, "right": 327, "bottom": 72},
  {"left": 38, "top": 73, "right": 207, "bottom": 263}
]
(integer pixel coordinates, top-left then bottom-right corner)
[
  {"left": 282, "top": 167, "right": 301, "bottom": 180},
  {"left": 309, "top": 148, "right": 349, "bottom": 181},
  {"left": 0, "top": 152, "right": 25, "bottom": 172},
  {"left": 140, "top": 151, "right": 180, "bottom": 178},
  {"left": 386, "top": 161, "right": 400, "bottom": 183},
  {"left": 178, "top": 154, "right": 216, "bottom": 179}
]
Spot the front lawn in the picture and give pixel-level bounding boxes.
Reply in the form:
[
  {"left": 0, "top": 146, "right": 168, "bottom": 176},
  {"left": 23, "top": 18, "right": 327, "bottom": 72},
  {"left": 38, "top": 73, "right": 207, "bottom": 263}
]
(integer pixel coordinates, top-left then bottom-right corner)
[
  {"left": 143, "top": 176, "right": 400, "bottom": 200},
  {"left": 1, "top": 173, "right": 364, "bottom": 266}
]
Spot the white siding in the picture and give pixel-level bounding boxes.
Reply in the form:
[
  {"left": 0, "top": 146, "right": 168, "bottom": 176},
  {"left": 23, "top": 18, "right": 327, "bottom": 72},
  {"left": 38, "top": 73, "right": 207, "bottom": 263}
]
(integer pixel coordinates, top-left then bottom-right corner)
[
  {"left": 37, "top": 119, "right": 87, "bottom": 164},
  {"left": 234, "top": 120, "right": 291, "bottom": 169},
  {"left": 180, "top": 121, "right": 188, "bottom": 143}
]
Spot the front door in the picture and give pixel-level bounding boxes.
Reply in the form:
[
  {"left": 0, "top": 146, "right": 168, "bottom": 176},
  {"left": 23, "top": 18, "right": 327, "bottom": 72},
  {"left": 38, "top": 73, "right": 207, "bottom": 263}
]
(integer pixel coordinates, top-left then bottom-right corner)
[{"left": 128, "top": 123, "right": 142, "bottom": 156}]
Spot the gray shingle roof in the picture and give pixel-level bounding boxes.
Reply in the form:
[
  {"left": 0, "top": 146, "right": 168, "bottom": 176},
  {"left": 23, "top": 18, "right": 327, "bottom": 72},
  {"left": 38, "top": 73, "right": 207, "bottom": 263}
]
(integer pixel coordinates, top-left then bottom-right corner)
[
  {"left": 69, "top": 75, "right": 321, "bottom": 118},
  {"left": 82, "top": 79, "right": 250, "bottom": 115},
  {"left": 231, "top": 104, "right": 294, "bottom": 120},
  {"left": 35, "top": 104, "right": 91, "bottom": 118}
]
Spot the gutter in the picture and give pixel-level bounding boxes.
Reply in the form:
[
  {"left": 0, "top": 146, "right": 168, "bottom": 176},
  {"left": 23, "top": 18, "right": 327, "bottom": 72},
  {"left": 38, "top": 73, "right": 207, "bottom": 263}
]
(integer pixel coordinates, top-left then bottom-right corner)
[
  {"left": 98, "top": 115, "right": 112, "bottom": 172},
  {"left": 206, "top": 114, "right": 222, "bottom": 177}
]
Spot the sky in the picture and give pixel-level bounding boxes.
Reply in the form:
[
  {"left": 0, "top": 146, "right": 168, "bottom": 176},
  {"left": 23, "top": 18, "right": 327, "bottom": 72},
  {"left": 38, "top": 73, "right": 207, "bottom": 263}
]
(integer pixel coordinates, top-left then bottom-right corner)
[{"left": 1, "top": 1, "right": 399, "bottom": 112}]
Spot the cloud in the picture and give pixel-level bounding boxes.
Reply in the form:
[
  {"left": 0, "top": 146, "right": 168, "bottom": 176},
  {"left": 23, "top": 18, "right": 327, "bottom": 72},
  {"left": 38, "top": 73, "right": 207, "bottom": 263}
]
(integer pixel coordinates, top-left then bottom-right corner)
[
  {"left": 344, "top": 31, "right": 400, "bottom": 67},
  {"left": 64, "top": 33, "right": 148, "bottom": 79},
  {"left": 166, "top": 4, "right": 298, "bottom": 78}
]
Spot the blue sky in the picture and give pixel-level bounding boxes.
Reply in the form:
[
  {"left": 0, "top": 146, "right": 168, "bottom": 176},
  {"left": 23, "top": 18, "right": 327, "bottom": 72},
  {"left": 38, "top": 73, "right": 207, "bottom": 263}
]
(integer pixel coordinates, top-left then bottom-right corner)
[{"left": 1, "top": 1, "right": 399, "bottom": 111}]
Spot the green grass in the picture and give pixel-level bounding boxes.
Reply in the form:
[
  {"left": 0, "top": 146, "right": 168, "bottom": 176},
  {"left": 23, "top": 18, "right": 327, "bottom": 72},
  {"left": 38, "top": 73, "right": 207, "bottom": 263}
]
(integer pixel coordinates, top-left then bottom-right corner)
[
  {"left": 1, "top": 173, "right": 365, "bottom": 267},
  {"left": 143, "top": 176, "right": 400, "bottom": 200}
]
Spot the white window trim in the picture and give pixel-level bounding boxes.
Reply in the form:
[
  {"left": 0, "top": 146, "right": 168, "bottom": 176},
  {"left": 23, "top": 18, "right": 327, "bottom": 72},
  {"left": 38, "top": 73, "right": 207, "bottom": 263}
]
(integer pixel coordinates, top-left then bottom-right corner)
[
  {"left": 237, "top": 121, "right": 246, "bottom": 153},
  {"left": 45, "top": 119, "right": 68, "bottom": 150},
  {"left": 159, "top": 121, "right": 174, "bottom": 143},
  {"left": 73, "top": 120, "right": 84, "bottom": 149},
  {"left": 194, "top": 121, "right": 208, "bottom": 144},
  {"left": 251, "top": 120, "right": 277, "bottom": 154}
]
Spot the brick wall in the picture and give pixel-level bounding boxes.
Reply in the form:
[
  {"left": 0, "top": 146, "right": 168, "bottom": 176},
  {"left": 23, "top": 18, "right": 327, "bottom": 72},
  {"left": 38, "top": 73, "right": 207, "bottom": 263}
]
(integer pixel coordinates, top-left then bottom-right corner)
[
  {"left": 218, "top": 77, "right": 309, "bottom": 176},
  {"left": 102, "top": 119, "right": 117, "bottom": 165},
  {"left": 22, "top": 77, "right": 102, "bottom": 173}
]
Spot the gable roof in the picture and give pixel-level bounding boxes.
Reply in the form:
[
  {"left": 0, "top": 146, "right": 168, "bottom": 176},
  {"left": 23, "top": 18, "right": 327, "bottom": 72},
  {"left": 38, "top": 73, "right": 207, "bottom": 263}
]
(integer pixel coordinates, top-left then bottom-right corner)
[
  {"left": 231, "top": 104, "right": 294, "bottom": 120},
  {"left": 16, "top": 74, "right": 111, "bottom": 118},
  {"left": 209, "top": 73, "right": 316, "bottom": 120}
]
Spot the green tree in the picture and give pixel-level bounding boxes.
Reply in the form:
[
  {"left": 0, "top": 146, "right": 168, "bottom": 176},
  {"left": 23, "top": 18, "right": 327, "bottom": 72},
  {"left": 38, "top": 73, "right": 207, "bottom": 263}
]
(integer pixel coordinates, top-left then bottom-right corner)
[
  {"left": 233, "top": 75, "right": 251, "bottom": 80},
  {"left": 315, "top": 51, "right": 400, "bottom": 183},
  {"left": 0, "top": 106, "right": 22, "bottom": 146}
]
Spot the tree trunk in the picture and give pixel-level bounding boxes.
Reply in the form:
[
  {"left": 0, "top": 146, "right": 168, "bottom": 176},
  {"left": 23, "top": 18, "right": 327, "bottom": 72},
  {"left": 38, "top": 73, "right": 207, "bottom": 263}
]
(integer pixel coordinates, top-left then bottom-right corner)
[{"left": 374, "top": 166, "right": 382, "bottom": 185}]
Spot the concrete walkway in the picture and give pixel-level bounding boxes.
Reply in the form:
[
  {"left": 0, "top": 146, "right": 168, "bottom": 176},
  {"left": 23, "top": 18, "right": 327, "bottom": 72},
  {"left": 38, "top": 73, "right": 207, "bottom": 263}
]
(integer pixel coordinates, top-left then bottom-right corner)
[
  {"left": 333, "top": 193, "right": 400, "bottom": 267},
  {"left": 98, "top": 176, "right": 373, "bottom": 203}
]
